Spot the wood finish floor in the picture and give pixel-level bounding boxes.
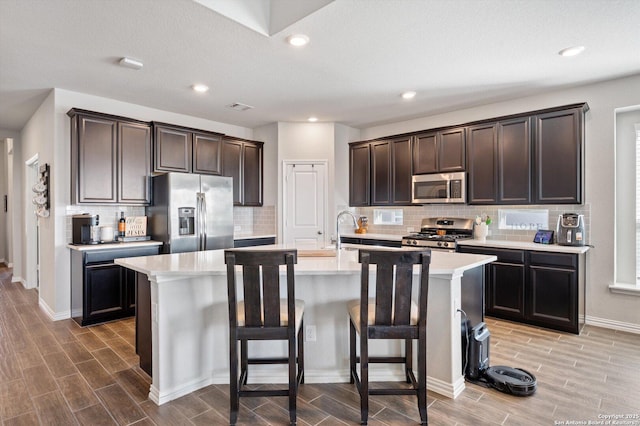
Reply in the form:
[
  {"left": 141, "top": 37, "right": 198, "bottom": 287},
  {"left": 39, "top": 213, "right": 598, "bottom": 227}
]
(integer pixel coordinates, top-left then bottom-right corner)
[{"left": 1, "top": 265, "right": 639, "bottom": 425}]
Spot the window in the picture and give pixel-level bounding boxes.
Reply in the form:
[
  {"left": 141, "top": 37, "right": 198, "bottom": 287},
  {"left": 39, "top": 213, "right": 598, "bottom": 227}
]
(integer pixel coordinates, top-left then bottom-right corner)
[{"left": 612, "top": 110, "right": 640, "bottom": 295}]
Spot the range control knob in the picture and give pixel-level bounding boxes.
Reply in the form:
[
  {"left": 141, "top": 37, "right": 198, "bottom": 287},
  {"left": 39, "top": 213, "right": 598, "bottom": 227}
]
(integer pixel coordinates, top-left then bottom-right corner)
[{"left": 437, "top": 241, "right": 443, "bottom": 247}]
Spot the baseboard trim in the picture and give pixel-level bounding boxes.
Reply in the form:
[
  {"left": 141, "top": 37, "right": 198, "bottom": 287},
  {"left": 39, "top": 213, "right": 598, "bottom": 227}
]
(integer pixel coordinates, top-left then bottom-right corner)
[
  {"left": 10, "top": 275, "right": 23, "bottom": 284},
  {"left": 586, "top": 315, "right": 640, "bottom": 334},
  {"left": 38, "top": 298, "right": 71, "bottom": 321}
]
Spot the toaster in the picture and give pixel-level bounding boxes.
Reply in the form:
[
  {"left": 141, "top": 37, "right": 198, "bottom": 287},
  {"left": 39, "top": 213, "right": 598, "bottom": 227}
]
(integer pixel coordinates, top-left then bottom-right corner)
[{"left": 556, "top": 213, "right": 585, "bottom": 246}]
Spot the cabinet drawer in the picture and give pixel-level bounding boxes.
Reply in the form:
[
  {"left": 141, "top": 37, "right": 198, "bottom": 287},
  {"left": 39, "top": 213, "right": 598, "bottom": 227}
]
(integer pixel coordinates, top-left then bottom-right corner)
[
  {"left": 84, "top": 246, "right": 160, "bottom": 264},
  {"left": 460, "top": 246, "right": 525, "bottom": 263},
  {"left": 529, "top": 251, "right": 577, "bottom": 269}
]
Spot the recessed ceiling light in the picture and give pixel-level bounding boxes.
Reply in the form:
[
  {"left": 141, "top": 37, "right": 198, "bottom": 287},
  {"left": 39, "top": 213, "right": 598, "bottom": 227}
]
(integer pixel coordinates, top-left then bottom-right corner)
[
  {"left": 558, "top": 46, "right": 585, "bottom": 57},
  {"left": 308, "top": 116, "right": 318, "bottom": 122},
  {"left": 286, "top": 34, "right": 310, "bottom": 47},
  {"left": 401, "top": 91, "right": 417, "bottom": 100},
  {"left": 119, "top": 57, "right": 143, "bottom": 70},
  {"left": 192, "top": 84, "right": 209, "bottom": 93}
]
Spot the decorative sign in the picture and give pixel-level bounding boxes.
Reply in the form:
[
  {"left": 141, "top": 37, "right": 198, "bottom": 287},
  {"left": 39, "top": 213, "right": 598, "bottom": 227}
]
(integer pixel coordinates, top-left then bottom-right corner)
[{"left": 125, "top": 216, "right": 147, "bottom": 236}]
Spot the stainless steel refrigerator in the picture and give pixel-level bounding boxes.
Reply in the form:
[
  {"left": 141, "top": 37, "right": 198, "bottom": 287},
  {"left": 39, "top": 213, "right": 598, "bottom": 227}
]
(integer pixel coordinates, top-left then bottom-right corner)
[{"left": 147, "top": 173, "right": 234, "bottom": 253}]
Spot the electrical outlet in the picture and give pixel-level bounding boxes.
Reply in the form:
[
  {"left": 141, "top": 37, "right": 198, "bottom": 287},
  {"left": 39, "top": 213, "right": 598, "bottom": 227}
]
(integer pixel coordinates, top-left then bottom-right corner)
[{"left": 305, "top": 325, "right": 317, "bottom": 342}]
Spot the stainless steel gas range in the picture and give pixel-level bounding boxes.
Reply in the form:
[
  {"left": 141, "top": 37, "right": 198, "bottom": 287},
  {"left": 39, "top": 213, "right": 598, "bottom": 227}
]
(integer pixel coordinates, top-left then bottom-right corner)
[{"left": 402, "top": 217, "right": 474, "bottom": 251}]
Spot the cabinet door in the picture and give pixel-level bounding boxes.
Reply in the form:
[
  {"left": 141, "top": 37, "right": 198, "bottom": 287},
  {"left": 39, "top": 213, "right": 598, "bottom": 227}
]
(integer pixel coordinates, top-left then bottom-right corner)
[
  {"left": 76, "top": 115, "right": 117, "bottom": 203},
  {"left": 412, "top": 132, "right": 438, "bottom": 175},
  {"left": 118, "top": 121, "right": 151, "bottom": 204},
  {"left": 371, "top": 140, "right": 391, "bottom": 205},
  {"left": 439, "top": 127, "right": 466, "bottom": 172},
  {"left": 222, "top": 139, "right": 243, "bottom": 205},
  {"left": 154, "top": 125, "right": 192, "bottom": 173},
  {"left": 85, "top": 263, "right": 125, "bottom": 320},
  {"left": 534, "top": 108, "right": 582, "bottom": 204},
  {"left": 390, "top": 136, "right": 413, "bottom": 204},
  {"left": 486, "top": 262, "right": 526, "bottom": 319},
  {"left": 242, "top": 142, "right": 263, "bottom": 206},
  {"left": 193, "top": 131, "right": 222, "bottom": 175},
  {"left": 467, "top": 123, "right": 498, "bottom": 204},
  {"left": 349, "top": 143, "right": 370, "bottom": 206},
  {"left": 527, "top": 265, "right": 578, "bottom": 333},
  {"left": 498, "top": 117, "right": 531, "bottom": 204}
]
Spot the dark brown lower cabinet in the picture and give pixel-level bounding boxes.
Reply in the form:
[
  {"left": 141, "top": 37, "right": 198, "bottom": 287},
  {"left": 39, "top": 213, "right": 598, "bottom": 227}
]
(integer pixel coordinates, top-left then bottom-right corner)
[
  {"left": 70, "top": 245, "right": 160, "bottom": 327},
  {"left": 457, "top": 246, "right": 580, "bottom": 334}
]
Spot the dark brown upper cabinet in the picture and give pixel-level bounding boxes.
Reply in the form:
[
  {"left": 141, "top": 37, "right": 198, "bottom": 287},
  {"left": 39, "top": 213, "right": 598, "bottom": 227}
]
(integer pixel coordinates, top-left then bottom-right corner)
[
  {"left": 467, "top": 104, "right": 585, "bottom": 205},
  {"left": 371, "top": 136, "right": 413, "bottom": 205},
  {"left": 222, "top": 137, "right": 263, "bottom": 206},
  {"left": 533, "top": 108, "right": 583, "bottom": 204},
  {"left": 413, "top": 128, "right": 466, "bottom": 174},
  {"left": 153, "top": 123, "right": 223, "bottom": 175},
  {"left": 467, "top": 117, "right": 532, "bottom": 205},
  {"left": 349, "top": 142, "right": 370, "bottom": 206},
  {"left": 69, "top": 109, "right": 151, "bottom": 205}
]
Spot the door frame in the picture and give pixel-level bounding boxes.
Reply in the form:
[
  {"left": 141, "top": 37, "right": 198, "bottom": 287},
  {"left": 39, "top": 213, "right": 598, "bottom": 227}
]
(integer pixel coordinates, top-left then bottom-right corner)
[
  {"left": 282, "top": 160, "right": 329, "bottom": 246},
  {"left": 25, "top": 154, "right": 40, "bottom": 290}
]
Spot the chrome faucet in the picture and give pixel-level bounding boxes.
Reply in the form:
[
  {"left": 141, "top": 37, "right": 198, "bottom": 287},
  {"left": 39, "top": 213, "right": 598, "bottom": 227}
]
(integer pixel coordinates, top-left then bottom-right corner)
[{"left": 336, "top": 210, "right": 358, "bottom": 250}]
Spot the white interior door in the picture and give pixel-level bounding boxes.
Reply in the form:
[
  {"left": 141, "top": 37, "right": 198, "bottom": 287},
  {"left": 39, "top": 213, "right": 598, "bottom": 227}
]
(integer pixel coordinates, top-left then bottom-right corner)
[{"left": 283, "top": 161, "right": 327, "bottom": 247}]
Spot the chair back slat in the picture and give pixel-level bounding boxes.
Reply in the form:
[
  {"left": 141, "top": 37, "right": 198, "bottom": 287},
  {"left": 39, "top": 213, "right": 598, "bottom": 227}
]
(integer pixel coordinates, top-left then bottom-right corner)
[
  {"left": 262, "top": 264, "right": 281, "bottom": 327},
  {"left": 392, "top": 263, "right": 413, "bottom": 325},
  {"left": 374, "top": 263, "right": 394, "bottom": 325},
  {"left": 225, "top": 249, "right": 298, "bottom": 329}
]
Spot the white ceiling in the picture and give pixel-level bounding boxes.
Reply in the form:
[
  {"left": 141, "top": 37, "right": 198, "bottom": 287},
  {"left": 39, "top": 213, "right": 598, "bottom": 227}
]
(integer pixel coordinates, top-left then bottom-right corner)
[{"left": 1, "top": 0, "right": 639, "bottom": 132}]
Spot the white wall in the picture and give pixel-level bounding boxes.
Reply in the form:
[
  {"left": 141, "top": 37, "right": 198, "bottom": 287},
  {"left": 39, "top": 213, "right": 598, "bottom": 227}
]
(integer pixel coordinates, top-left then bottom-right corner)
[{"left": 361, "top": 73, "right": 640, "bottom": 329}]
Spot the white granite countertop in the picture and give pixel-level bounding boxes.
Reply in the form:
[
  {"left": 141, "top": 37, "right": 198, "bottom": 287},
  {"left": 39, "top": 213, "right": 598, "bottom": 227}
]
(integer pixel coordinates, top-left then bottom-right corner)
[
  {"left": 115, "top": 244, "right": 496, "bottom": 279},
  {"left": 457, "top": 239, "right": 591, "bottom": 254},
  {"left": 67, "top": 241, "right": 163, "bottom": 251}
]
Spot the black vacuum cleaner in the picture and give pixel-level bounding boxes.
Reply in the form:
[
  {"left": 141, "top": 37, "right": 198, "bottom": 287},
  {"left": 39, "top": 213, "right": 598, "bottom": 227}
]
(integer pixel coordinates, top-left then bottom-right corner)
[{"left": 462, "top": 321, "right": 537, "bottom": 396}]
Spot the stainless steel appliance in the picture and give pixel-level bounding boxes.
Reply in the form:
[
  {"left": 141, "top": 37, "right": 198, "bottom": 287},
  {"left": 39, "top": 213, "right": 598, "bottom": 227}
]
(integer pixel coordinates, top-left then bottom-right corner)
[
  {"left": 402, "top": 217, "right": 474, "bottom": 250},
  {"left": 412, "top": 172, "right": 466, "bottom": 204},
  {"left": 147, "top": 173, "right": 234, "bottom": 253},
  {"left": 72, "top": 214, "right": 100, "bottom": 245},
  {"left": 556, "top": 213, "right": 585, "bottom": 246}
]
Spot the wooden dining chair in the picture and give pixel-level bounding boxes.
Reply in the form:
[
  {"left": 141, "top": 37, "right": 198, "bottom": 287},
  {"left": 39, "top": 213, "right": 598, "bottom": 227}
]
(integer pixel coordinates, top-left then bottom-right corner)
[
  {"left": 224, "top": 249, "right": 304, "bottom": 425},
  {"left": 348, "top": 248, "right": 431, "bottom": 425}
]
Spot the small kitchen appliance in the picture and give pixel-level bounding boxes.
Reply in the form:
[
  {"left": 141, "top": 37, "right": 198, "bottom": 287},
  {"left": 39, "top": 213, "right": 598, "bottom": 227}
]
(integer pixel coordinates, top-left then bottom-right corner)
[
  {"left": 72, "top": 214, "right": 100, "bottom": 245},
  {"left": 556, "top": 213, "right": 585, "bottom": 246},
  {"left": 402, "top": 217, "right": 474, "bottom": 250},
  {"left": 412, "top": 172, "right": 466, "bottom": 204}
]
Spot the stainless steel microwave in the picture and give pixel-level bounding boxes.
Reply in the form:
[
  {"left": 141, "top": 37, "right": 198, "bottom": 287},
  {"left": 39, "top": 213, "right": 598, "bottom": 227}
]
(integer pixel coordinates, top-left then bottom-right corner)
[{"left": 412, "top": 172, "right": 466, "bottom": 204}]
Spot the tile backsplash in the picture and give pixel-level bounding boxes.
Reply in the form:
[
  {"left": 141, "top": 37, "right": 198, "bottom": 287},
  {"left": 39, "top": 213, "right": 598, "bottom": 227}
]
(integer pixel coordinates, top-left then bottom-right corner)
[{"left": 353, "top": 204, "right": 591, "bottom": 243}]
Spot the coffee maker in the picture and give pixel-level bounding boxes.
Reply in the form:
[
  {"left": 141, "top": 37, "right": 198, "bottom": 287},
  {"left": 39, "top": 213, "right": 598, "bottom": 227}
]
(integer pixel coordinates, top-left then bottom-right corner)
[
  {"left": 556, "top": 213, "right": 585, "bottom": 246},
  {"left": 72, "top": 214, "right": 100, "bottom": 244}
]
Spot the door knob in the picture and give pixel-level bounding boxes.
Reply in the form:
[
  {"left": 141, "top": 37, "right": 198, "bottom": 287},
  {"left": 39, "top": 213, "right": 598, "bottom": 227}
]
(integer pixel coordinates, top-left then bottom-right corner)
[{"left": 317, "top": 231, "right": 323, "bottom": 235}]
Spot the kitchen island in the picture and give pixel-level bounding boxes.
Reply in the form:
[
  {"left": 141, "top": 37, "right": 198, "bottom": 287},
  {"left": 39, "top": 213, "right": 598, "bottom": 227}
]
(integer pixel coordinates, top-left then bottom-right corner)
[{"left": 116, "top": 246, "right": 495, "bottom": 405}]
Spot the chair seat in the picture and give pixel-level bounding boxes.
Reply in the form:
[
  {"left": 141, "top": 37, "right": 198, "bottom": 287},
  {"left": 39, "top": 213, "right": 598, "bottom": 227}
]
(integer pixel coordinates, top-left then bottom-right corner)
[
  {"left": 347, "top": 298, "right": 419, "bottom": 334},
  {"left": 237, "top": 299, "right": 305, "bottom": 332}
]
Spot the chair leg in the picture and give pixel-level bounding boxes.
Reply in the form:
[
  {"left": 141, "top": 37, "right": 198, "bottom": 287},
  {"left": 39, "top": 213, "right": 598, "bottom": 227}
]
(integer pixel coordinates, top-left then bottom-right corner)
[
  {"left": 240, "top": 339, "right": 248, "bottom": 385},
  {"left": 349, "top": 320, "right": 356, "bottom": 384},
  {"left": 405, "top": 338, "right": 413, "bottom": 383},
  {"left": 360, "top": 332, "right": 369, "bottom": 425},
  {"left": 229, "top": 336, "right": 239, "bottom": 425},
  {"left": 289, "top": 328, "right": 297, "bottom": 425},
  {"left": 297, "top": 319, "right": 305, "bottom": 384},
  {"left": 417, "top": 335, "right": 427, "bottom": 425}
]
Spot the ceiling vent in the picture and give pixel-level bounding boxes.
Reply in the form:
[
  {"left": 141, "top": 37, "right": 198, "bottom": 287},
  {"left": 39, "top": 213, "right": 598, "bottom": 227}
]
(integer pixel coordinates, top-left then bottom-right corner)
[{"left": 227, "top": 102, "right": 254, "bottom": 112}]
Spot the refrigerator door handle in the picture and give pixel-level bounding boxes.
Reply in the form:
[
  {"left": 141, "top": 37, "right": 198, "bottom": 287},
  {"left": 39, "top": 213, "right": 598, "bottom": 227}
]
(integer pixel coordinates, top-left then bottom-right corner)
[
  {"left": 201, "top": 195, "right": 208, "bottom": 250},
  {"left": 196, "top": 193, "right": 203, "bottom": 251}
]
